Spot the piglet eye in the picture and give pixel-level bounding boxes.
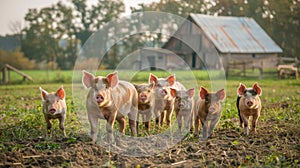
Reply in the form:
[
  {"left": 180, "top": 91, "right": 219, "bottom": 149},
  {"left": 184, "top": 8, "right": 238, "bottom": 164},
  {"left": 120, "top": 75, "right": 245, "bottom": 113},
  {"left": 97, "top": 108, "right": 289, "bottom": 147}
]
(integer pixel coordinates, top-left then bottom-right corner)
[{"left": 250, "top": 90, "right": 257, "bottom": 95}]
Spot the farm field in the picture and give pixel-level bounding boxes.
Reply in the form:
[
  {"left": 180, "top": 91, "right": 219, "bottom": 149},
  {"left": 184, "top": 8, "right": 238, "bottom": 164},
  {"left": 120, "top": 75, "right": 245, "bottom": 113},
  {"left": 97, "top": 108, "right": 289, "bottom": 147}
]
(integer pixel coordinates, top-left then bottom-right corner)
[{"left": 0, "top": 70, "right": 299, "bottom": 167}]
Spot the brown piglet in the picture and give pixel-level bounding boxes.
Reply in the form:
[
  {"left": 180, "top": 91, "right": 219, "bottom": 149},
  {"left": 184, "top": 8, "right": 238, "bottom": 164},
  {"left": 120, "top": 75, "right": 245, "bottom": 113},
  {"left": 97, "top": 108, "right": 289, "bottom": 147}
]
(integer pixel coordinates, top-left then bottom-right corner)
[
  {"left": 194, "top": 87, "right": 225, "bottom": 139},
  {"left": 134, "top": 83, "right": 155, "bottom": 134},
  {"left": 237, "top": 83, "right": 262, "bottom": 135},
  {"left": 82, "top": 70, "right": 138, "bottom": 144},
  {"left": 170, "top": 88, "right": 195, "bottom": 133},
  {"left": 149, "top": 73, "right": 186, "bottom": 127},
  {"left": 39, "top": 86, "right": 67, "bottom": 138}
]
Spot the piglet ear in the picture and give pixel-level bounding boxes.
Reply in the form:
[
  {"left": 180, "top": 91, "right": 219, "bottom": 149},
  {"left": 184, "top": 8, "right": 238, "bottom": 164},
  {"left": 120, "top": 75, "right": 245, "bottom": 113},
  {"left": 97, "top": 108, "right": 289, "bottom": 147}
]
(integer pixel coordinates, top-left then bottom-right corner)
[
  {"left": 82, "top": 70, "right": 95, "bottom": 88},
  {"left": 149, "top": 82, "right": 155, "bottom": 90},
  {"left": 39, "top": 87, "right": 48, "bottom": 101},
  {"left": 106, "top": 71, "right": 119, "bottom": 88},
  {"left": 167, "top": 75, "right": 175, "bottom": 86},
  {"left": 200, "top": 86, "right": 208, "bottom": 99},
  {"left": 237, "top": 83, "right": 246, "bottom": 96},
  {"left": 187, "top": 88, "right": 195, "bottom": 98},
  {"left": 56, "top": 86, "right": 65, "bottom": 99},
  {"left": 253, "top": 82, "right": 262, "bottom": 96},
  {"left": 133, "top": 84, "right": 139, "bottom": 90},
  {"left": 217, "top": 89, "right": 226, "bottom": 101},
  {"left": 149, "top": 73, "right": 157, "bottom": 84},
  {"left": 170, "top": 88, "right": 177, "bottom": 98}
]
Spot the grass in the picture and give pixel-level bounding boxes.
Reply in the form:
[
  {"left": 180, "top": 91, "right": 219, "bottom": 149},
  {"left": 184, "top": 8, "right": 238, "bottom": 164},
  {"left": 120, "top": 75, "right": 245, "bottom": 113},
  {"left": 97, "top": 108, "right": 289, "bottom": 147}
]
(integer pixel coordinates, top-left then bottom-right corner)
[
  {"left": 1, "top": 68, "right": 280, "bottom": 84},
  {"left": 0, "top": 70, "right": 299, "bottom": 166},
  {"left": 0, "top": 70, "right": 299, "bottom": 138}
]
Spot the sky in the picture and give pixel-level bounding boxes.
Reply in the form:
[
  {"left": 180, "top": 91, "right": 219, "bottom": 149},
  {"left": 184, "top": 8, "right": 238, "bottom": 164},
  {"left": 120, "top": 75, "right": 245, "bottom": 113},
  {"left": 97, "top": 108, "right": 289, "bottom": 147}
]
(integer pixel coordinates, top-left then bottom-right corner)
[{"left": 0, "top": 0, "right": 159, "bottom": 36}]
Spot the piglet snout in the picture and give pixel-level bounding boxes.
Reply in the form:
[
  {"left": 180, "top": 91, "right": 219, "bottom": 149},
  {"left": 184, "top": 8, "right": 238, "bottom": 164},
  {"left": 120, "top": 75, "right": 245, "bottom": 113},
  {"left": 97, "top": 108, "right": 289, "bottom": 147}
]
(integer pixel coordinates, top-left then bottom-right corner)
[
  {"left": 209, "top": 107, "right": 216, "bottom": 112},
  {"left": 247, "top": 101, "right": 253, "bottom": 107},
  {"left": 140, "top": 94, "right": 147, "bottom": 101},
  {"left": 49, "top": 108, "right": 56, "bottom": 113},
  {"left": 179, "top": 102, "right": 185, "bottom": 108},
  {"left": 161, "top": 89, "right": 168, "bottom": 96},
  {"left": 96, "top": 94, "right": 104, "bottom": 103}
]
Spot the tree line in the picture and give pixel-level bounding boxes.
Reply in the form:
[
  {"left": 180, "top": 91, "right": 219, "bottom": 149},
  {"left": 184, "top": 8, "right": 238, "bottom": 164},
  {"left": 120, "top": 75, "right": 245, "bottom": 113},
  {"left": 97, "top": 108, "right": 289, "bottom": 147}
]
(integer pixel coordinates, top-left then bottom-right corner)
[{"left": 1, "top": 0, "right": 299, "bottom": 70}]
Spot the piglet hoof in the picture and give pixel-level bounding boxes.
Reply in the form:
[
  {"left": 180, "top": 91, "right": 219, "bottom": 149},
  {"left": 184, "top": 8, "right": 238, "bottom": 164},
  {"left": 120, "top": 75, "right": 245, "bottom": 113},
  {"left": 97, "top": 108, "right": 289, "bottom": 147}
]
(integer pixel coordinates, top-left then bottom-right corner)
[
  {"left": 199, "top": 137, "right": 207, "bottom": 141},
  {"left": 62, "top": 131, "right": 67, "bottom": 138},
  {"left": 193, "top": 133, "right": 199, "bottom": 138},
  {"left": 199, "top": 134, "right": 208, "bottom": 141},
  {"left": 250, "top": 129, "right": 257, "bottom": 134}
]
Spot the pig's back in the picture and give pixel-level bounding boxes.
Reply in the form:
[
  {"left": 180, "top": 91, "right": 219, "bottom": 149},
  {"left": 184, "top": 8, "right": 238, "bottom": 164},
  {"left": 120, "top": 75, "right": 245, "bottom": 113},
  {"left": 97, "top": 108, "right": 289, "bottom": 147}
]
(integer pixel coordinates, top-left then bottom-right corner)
[
  {"left": 173, "top": 81, "right": 186, "bottom": 91},
  {"left": 114, "top": 80, "right": 138, "bottom": 102}
]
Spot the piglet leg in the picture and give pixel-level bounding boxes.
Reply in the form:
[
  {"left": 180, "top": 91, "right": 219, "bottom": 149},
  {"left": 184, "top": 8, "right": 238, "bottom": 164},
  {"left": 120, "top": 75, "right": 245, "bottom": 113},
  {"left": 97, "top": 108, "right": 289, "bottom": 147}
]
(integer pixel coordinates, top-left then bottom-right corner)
[
  {"left": 59, "top": 117, "right": 66, "bottom": 137},
  {"left": 251, "top": 114, "right": 259, "bottom": 134}
]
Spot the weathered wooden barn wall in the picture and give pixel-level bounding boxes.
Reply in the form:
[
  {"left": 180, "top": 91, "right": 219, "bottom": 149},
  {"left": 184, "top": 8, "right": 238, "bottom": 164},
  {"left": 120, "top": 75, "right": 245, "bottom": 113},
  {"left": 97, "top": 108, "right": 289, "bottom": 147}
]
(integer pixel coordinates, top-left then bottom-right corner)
[
  {"left": 117, "top": 48, "right": 188, "bottom": 70},
  {"left": 119, "top": 14, "right": 282, "bottom": 74},
  {"left": 163, "top": 14, "right": 282, "bottom": 72}
]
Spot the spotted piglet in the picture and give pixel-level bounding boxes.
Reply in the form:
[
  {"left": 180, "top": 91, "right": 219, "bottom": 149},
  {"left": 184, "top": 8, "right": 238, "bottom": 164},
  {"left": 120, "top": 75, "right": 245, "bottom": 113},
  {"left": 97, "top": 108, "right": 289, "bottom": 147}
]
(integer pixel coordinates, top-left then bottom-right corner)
[
  {"left": 39, "top": 86, "right": 67, "bottom": 138},
  {"left": 237, "top": 83, "right": 262, "bottom": 135}
]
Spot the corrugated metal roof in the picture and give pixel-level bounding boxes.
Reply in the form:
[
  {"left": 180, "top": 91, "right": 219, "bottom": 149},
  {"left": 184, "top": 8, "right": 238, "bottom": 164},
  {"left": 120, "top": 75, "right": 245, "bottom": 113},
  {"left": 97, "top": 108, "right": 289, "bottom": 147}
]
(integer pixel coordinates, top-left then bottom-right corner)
[{"left": 190, "top": 14, "right": 283, "bottom": 53}]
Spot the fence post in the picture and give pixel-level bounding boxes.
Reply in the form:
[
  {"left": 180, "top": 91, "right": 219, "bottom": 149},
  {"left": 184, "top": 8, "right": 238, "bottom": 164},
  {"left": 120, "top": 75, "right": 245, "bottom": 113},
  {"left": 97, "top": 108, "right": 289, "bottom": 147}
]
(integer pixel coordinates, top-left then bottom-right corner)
[{"left": 2, "top": 67, "right": 7, "bottom": 83}]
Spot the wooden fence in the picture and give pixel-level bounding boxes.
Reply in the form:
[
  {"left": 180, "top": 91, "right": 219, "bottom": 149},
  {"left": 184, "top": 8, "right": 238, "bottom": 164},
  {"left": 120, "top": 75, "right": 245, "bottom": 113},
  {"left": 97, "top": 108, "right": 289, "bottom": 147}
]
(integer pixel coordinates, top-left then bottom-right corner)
[{"left": 1, "top": 64, "right": 33, "bottom": 83}]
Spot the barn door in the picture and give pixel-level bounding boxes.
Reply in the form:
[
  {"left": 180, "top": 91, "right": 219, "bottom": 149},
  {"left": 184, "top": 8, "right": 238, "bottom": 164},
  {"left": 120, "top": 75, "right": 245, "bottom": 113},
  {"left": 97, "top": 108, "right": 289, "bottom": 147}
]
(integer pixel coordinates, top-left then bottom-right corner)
[
  {"left": 147, "top": 56, "right": 156, "bottom": 70},
  {"left": 192, "top": 52, "right": 197, "bottom": 68}
]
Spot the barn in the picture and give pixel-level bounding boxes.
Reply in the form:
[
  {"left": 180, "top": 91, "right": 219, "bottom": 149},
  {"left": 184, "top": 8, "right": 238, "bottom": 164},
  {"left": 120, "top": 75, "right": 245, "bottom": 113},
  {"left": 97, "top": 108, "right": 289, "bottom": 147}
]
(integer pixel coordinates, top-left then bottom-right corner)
[{"left": 162, "top": 14, "right": 283, "bottom": 77}]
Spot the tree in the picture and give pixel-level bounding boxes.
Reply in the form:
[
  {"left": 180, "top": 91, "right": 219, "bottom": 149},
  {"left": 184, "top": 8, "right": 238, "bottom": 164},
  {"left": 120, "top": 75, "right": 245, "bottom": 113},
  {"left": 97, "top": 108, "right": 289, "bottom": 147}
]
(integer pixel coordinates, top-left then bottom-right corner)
[
  {"left": 21, "top": 0, "right": 125, "bottom": 70},
  {"left": 71, "top": 0, "right": 125, "bottom": 45},
  {"left": 22, "top": 6, "right": 62, "bottom": 69}
]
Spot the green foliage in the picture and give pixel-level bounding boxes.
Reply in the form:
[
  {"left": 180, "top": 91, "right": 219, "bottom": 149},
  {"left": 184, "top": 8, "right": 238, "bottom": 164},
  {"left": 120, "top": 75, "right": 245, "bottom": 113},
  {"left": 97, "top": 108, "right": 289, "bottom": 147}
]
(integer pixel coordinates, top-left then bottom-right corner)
[
  {"left": 0, "top": 48, "right": 35, "bottom": 69},
  {"left": 35, "top": 142, "right": 61, "bottom": 150},
  {"left": 21, "top": 0, "right": 125, "bottom": 70}
]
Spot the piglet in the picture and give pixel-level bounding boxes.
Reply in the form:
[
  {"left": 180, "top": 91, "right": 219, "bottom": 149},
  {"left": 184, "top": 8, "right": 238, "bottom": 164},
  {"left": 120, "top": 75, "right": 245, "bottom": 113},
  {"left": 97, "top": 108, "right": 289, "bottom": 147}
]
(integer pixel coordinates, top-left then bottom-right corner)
[
  {"left": 39, "top": 86, "right": 67, "bottom": 137},
  {"left": 82, "top": 70, "right": 138, "bottom": 144},
  {"left": 149, "top": 73, "right": 186, "bottom": 127},
  {"left": 194, "top": 87, "right": 225, "bottom": 139},
  {"left": 170, "top": 88, "right": 194, "bottom": 133},
  {"left": 237, "top": 83, "right": 262, "bottom": 135},
  {"left": 134, "top": 83, "right": 155, "bottom": 134}
]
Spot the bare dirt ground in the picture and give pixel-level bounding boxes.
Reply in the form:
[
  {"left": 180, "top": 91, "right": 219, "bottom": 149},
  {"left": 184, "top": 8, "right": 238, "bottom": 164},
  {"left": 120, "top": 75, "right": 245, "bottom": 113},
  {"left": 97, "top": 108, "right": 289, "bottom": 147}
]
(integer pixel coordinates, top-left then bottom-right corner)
[{"left": 1, "top": 117, "right": 299, "bottom": 167}]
